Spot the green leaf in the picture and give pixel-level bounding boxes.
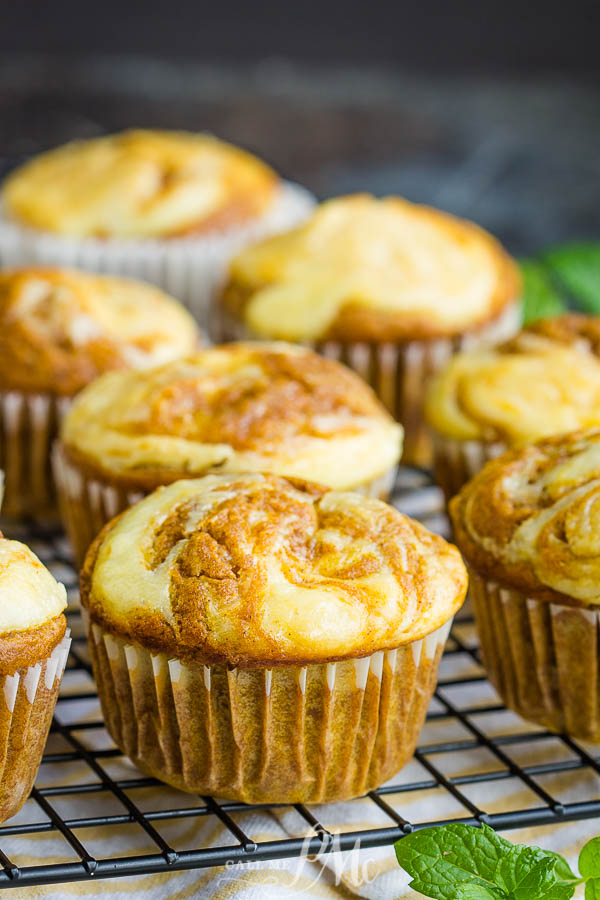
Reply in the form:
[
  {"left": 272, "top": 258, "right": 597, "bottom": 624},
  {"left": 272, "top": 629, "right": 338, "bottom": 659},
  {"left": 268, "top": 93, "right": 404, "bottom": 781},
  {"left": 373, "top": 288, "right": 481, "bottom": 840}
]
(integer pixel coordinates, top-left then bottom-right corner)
[
  {"left": 586, "top": 879, "right": 600, "bottom": 900},
  {"left": 543, "top": 242, "right": 600, "bottom": 314},
  {"left": 519, "top": 259, "right": 566, "bottom": 324},
  {"left": 394, "top": 824, "right": 579, "bottom": 900},
  {"left": 394, "top": 823, "right": 509, "bottom": 899},
  {"left": 580, "top": 837, "right": 600, "bottom": 879}
]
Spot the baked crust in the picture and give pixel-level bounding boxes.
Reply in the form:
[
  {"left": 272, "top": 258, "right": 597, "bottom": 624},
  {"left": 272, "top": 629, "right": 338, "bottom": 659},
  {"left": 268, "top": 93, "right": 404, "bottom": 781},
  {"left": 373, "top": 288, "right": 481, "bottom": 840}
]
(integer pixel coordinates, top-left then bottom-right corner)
[
  {"left": 220, "top": 194, "right": 521, "bottom": 342},
  {"left": 450, "top": 428, "right": 600, "bottom": 606},
  {"left": 425, "top": 314, "right": 600, "bottom": 443},
  {"left": 0, "top": 614, "right": 66, "bottom": 676},
  {"left": 81, "top": 474, "right": 467, "bottom": 667},
  {"left": 0, "top": 267, "right": 199, "bottom": 395},
  {"left": 60, "top": 342, "right": 403, "bottom": 491},
  {"left": 2, "top": 130, "right": 279, "bottom": 239}
]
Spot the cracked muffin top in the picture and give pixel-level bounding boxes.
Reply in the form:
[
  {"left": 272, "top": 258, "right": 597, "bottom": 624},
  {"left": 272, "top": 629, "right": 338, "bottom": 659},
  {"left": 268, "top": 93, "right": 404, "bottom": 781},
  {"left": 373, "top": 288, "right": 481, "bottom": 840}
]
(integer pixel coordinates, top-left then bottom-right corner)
[
  {"left": 450, "top": 428, "right": 600, "bottom": 606},
  {"left": 60, "top": 342, "right": 403, "bottom": 491},
  {"left": 0, "top": 536, "right": 67, "bottom": 673},
  {"left": 221, "top": 194, "right": 520, "bottom": 342},
  {"left": 425, "top": 314, "right": 600, "bottom": 444},
  {"left": 2, "top": 130, "right": 279, "bottom": 239},
  {"left": 81, "top": 473, "right": 467, "bottom": 666},
  {"left": 0, "top": 267, "right": 200, "bottom": 394}
]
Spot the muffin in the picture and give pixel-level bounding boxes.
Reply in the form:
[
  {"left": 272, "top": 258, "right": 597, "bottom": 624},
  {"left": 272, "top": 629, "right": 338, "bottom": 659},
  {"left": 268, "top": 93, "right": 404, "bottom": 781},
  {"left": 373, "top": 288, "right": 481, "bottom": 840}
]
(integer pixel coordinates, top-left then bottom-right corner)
[
  {"left": 54, "top": 342, "right": 404, "bottom": 566},
  {"left": 0, "top": 534, "right": 71, "bottom": 821},
  {"left": 218, "top": 194, "right": 521, "bottom": 465},
  {"left": 81, "top": 473, "right": 466, "bottom": 802},
  {"left": 0, "top": 266, "right": 199, "bottom": 518},
  {"left": 426, "top": 314, "right": 600, "bottom": 501},
  {"left": 451, "top": 428, "right": 600, "bottom": 740},
  {"left": 0, "top": 130, "right": 315, "bottom": 329}
]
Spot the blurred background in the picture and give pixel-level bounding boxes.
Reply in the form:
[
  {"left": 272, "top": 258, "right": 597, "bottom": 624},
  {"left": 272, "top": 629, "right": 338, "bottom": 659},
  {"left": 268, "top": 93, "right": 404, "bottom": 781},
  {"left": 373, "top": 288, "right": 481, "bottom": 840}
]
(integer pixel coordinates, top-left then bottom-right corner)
[{"left": 1, "top": 0, "right": 599, "bottom": 254}]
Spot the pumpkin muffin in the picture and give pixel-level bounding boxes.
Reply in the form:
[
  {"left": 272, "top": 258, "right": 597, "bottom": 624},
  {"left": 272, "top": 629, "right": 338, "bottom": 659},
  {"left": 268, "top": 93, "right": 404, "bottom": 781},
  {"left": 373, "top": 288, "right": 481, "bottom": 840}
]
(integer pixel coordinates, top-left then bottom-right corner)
[
  {"left": 0, "top": 534, "right": 71, "bottom": 821},
  {"left": 451, "top": 428, "right": 600, "bottom": 740},
  {"left": 0, "top": 130, "right": 314, "bottom": 328},
  {"left": 54, "top": 342, "right": 403, "bottom": 565},
  {"left": 426, "top": 314, "right": 600, "bottom": 501},
  {"left": 0, "top": 266, "right": 199, "bottom": 518},
  {"left": 218, "top": 194, "right": 521, "bottom": 464},
  {"left": 81, "top": 473, "right": 466, "bottom": 803}
]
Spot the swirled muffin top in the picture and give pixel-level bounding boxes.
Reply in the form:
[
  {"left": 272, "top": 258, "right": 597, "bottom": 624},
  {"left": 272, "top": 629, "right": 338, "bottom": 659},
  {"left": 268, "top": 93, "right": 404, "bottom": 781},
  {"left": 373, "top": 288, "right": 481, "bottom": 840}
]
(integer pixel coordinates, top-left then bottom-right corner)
[
  {"left": 82, "top": 474, "right": 467, "bottom": 665},
  {"left": 221, "top": 194, "right": 520, "bottom": 342},
  {"left": 2, "top": 130, "right": 279, "bottom": 238},
  {"left": 450, "top": 429, "right": 600, "bottom": 606},
  {"left": 0, "top": 536, "right": 67, "bottom": 672},
  {"left": 61, "top": 342, "right": 403, "bottom": 491},
  {"left": 425, "top": 314, "right": 600, "bottom": 444},
  {"left": 0, "top": 268, "right": 199, "bottom": 394}
]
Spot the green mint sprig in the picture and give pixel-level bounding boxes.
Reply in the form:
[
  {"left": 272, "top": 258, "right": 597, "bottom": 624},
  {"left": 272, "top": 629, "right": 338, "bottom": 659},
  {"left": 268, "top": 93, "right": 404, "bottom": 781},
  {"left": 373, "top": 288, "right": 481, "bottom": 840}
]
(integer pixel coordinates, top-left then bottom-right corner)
[
  {"left": 394, "top": 822, "right": 600, "bottom": 899},
  {"left": 519, "top": 241, "right": 600, "bottom": 324}
]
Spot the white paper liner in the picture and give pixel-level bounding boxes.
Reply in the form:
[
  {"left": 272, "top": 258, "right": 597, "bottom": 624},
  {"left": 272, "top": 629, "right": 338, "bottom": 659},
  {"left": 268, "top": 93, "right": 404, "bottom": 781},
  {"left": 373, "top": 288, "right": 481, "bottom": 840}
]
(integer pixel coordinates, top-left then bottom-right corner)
[
  {"left": 85, "top": 617, "right": 452, "bottom": 803},
  {"left": 470, "top": 571, "right": 600, "bottom": 741},
  {"left": 0, "top": 183, "right": 315, "bottom": 334},
  {"left": 0, "top": 390, "right": 71, "bottom": 518},
  {"left": 219, "top": 300, "right": 521, "bottom": 466},
  {"left": 0, "top": 631, "right": 71, "bottom": 823},
  {"left": 52, "top": 440, "right": 398, "bottom": 568},
  {"left": 431, "top": 434, "right": 507, "bottom": 503}
]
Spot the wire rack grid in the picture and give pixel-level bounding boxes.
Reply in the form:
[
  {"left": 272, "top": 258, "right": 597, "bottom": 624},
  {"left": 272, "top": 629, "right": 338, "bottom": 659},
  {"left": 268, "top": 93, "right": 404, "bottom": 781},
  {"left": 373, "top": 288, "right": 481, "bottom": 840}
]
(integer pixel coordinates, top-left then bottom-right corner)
[{"left": 0, "top": 467, "right": 599, "bottom": 891}]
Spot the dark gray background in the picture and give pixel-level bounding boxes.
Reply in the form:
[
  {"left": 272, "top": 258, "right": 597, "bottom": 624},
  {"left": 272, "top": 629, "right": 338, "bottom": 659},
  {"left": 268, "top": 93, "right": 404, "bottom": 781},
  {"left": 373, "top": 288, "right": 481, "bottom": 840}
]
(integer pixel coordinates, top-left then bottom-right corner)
[{"left": 1, "top": 0, "right": 599, "bottom": 256}]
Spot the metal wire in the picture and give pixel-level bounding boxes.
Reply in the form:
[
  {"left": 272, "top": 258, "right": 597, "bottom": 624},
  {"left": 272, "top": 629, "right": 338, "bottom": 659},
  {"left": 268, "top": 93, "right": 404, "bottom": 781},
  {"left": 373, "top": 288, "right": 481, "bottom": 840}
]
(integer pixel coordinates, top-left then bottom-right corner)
[{"left": 0, "top": 467, "right": 598, "bottom": 890}]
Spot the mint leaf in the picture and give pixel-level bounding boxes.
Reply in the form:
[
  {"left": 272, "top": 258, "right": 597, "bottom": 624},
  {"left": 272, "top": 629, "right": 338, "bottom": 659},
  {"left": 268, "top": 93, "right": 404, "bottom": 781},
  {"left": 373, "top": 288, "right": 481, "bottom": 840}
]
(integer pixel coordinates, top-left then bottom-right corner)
[
  {"left": 519, "top": 259, "right": 567, "bottom": 324},
  {"left": 394, "top": 824, "right": 580, "bottom": 900},
  {"left": 543, "top": 242, "right": 600, "bottom": 315},
  {"left": 586, "top": 879, "right": 600, "bottom": 900},
  {"left": 580, "top": 837, "right": 600, "bottom": 879},
  {"left": 496, "top": 845, "right": 577, "bottom": 898},
  {"left": 394, "top": 824, "right": 509, "bottom": 899}
]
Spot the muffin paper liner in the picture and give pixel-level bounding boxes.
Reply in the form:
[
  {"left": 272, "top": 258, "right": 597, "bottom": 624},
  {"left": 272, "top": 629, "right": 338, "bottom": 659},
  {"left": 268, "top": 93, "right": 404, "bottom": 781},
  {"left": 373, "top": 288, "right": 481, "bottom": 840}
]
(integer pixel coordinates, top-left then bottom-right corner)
[
  {"left": 470, "top": 571, "right": 600, "bottom": 741},
  {"left": 0, "top": 183, "right": 315, "bottom": 335},
  {"left": 0, "top": 632, "right": 71, "bottom": 823},
  {"left": 52, "top": 441, "right": 398, "bottom": 569},
  {"left": 431, "top": 434, "right": 507, "bottom": 503},
  {"left": 219, "top": 300, "right": 521, "bottom": 467},
  {"left": 0, "top": 390, "right": 71, "bottom": 518},
  {"left": 83, "top": 613, "right": 452, "bottom": 803}
]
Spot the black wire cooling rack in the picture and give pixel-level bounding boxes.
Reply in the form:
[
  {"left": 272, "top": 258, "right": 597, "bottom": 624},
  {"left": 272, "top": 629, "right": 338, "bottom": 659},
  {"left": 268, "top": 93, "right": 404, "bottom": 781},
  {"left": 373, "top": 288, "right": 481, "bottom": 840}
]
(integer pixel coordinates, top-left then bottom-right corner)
[{"left": 1, "top": 467, "right": 599, "bottom": 891}]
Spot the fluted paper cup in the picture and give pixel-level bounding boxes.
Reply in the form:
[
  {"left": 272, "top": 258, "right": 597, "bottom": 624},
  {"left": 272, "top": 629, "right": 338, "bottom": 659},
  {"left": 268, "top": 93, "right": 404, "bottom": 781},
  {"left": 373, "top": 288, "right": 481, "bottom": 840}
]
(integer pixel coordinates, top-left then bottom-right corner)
[
  {"left": 432, "top": 435, "right": 507, "bottom": 504},
  {"left": 470, "top": 571, "right": 600, "bottom": 741},
  {"left": 0, "top": 184, "right": 315, "bottom": 334},
  {"left": 83, "top": 614, "right": 452, "bottom": 804},
  {"left": 0, "top": 390, "right": 71, "bottom": 519},
  {"left": 53, "top": 441, "right": 397, "bottom": 569},
  {"left": 219, "top": 300, "right": 521, "bottom": 466},
  {"left": 0, "top": 632, "right": 71, "bottom": 822}
]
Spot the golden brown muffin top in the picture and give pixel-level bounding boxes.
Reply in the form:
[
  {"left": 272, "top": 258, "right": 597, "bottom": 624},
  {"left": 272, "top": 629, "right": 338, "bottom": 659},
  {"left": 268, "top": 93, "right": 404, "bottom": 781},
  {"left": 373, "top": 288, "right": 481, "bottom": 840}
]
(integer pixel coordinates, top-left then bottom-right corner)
[
  {"left": 0, "top": 267, "right": 200, "bottom": 395},
  {"left": 221, "top": 194, "right": 520, "bottom": 342},
  {"left": 425, "top": 314, "right": 600, "bottom": 444},
  {"left": 0, "top": 535, "right": 67, "bottom": 674},
  {"left": 61, "top": 342, "right": 403, "bottom": 490},
  {"left": 81, "top": 474, "right": 467, "bottom": 666},
  {"left": 2, "top": 130, "right": 279, "bottom": 238},
  {"left": 450, "top": 428, "right": 600, "bottom": 606}
]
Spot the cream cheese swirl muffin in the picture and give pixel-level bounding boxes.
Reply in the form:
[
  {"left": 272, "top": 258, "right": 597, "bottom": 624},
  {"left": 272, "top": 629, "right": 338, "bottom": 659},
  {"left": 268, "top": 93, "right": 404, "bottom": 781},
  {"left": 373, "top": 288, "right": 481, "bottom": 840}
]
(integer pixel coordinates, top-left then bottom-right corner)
[
  {"left": 81, "top": 473, "right": 466, "bottom": 801},
  {"left": 0, "top": 535, "right": 70, "bottom": 822},
  {"left": 219, "top": 194, "right": 521, "bottom": 464},
  {"left": 450, "top": 428, "right": 600, "bottom": 740},
  {"left": 55, "top": 342, "right": 403, "bottom": 565},
  {"left": 426, "top": 314, "right": 600, "bottom": 500},
  {"left": 0, "top": 267, "right": 199, "bottom": 518},
  {"left": 0, "top": 130, "right": 315, "bottom": 327}
]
